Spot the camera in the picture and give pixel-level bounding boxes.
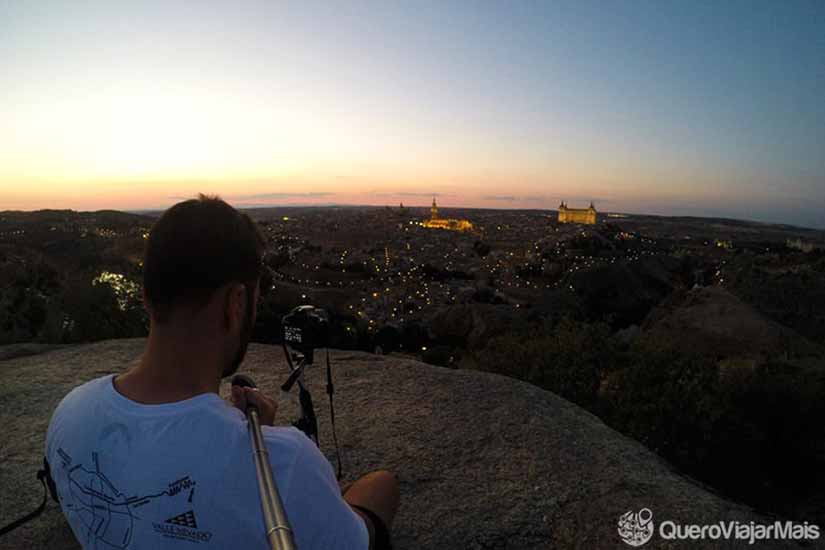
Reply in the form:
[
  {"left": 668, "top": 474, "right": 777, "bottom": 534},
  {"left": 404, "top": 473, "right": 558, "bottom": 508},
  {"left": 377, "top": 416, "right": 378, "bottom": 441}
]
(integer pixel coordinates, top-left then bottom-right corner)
[{"left": 281, "top": 305, "right": 329, "bottom": 364}]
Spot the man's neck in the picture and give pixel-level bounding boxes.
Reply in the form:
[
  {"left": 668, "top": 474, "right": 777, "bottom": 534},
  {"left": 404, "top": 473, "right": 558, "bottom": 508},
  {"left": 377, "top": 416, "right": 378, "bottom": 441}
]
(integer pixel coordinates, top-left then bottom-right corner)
[{"left": 114, "top": 327, "right": 224, "bottom": 405}]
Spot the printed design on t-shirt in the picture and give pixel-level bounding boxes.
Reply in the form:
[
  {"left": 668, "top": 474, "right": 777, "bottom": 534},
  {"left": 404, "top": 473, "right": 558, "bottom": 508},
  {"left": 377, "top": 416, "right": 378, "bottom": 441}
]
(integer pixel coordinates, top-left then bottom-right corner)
[
  {"left": 165, "top": 510, "right": 198, "bottom": 529},
  {"left": 55, "top": 448, "right": 213, "bottom": 547}
]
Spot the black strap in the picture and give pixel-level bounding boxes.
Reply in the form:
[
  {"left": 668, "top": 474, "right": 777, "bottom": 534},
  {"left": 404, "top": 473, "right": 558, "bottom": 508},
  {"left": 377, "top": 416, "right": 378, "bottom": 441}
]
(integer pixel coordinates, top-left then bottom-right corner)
[
  {"left": 350, "top": 505, "right": 393, "bottom": 550},
  {"left": 282, "top": 340, "right": 296, "bottom": 371},
  {"left": 297, "top": 381, "right": 319, "bottom": 445},
  {"left": 326, "top": 349, "right": 343, "bottom": 480},
  {"left": 0, "top": 459, "right": 57, "bottom": 537}
]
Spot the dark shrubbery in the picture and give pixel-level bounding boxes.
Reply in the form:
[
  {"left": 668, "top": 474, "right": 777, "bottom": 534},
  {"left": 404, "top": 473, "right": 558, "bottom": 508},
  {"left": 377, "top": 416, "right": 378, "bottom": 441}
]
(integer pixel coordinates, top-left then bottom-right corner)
[
  {"left": 475, "top": 318, "right": 614, "bottom": 410},
  {"left": 422, "top": 345, "right": 457, "bottom": 368},
  {"left": 600, "top": 338, "right": 720, "bottom": 467},
  {"left": 707, "top": 363, "right": 825, "bottom": 506},
  {"left": 373, "top": 325, "right": 400, "bottom": 354},
  {"left": 606, "top": 349, "right": 825, "bottom": 514},
  {"left": 473, "top": 319, "right": 825, "bottom": 520},
  {"left": 472, "top": 240, "right": 491, "bottom": 257},
  {"left": 57, "top": 277, "right": 147, "bottom": 343},
  {"left": 0, "top": 249, "right": 147, "bottom": 345}
]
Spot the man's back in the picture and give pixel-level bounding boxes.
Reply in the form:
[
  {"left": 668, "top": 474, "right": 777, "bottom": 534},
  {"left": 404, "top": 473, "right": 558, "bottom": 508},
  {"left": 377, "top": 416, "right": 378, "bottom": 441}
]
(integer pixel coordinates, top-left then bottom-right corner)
[{"left": 45, "top": 375, "right": 368, "bottom": 549}]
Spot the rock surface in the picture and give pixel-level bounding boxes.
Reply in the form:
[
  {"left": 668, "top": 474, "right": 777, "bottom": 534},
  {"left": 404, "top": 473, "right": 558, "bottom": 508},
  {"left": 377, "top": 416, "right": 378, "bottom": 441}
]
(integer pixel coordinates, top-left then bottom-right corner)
[{"left": 0, "top": 339, "right": 817, "bottom": 549}]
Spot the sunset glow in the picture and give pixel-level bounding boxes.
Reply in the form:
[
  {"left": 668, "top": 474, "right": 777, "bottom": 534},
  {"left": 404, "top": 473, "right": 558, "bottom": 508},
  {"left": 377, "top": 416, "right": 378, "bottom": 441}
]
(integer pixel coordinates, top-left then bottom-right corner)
[{"left": 1, "top": 1, "right": 823, "bottom": 226}]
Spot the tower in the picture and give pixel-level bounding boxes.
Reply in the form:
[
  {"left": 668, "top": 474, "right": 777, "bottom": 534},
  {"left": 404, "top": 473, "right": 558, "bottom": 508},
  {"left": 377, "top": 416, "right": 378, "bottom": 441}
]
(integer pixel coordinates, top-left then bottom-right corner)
[
  {"left": 587, "top": 202, "right": 596, "bottom": 224},
  {"left": 431, "top": 197, "right": 439, "bottom": 220}
]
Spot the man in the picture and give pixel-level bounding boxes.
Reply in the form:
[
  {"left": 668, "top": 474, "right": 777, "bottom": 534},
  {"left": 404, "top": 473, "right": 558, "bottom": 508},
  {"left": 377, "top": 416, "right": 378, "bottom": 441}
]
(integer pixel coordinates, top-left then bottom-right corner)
[{"left": 46, "top": 195, "right": 399, "bottom": 549}]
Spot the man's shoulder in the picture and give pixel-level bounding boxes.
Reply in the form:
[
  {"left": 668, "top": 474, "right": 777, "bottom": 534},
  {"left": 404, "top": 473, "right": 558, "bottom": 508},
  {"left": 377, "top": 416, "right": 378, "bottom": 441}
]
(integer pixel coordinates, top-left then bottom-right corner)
[
  {"left": 50, "top": 374, "right": 113, "bottom": 419},
  {"left": 47, "top": 375, "right": 245, "bottom": 440},
  {"left": 46, "top": 374, "right": 114, "bottom": 451},
  {"left": 260, "top": 426, "right": 331, "bottom": 483},
  {"left": 64, "top": 373, "right": 113, "bottom": 401},
  {"left": 261, "top": 425, "right": 314, "bottom": 453}
]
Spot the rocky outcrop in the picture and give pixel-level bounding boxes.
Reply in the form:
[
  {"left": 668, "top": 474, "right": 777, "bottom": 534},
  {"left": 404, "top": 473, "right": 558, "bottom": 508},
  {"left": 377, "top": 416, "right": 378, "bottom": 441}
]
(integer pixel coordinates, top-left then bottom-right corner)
[
  {"left": 642, "top": 286, "right": 821, "bottom": 360},
  {"left": 0, "top": 339, "right": 817, "bottom": 549}
]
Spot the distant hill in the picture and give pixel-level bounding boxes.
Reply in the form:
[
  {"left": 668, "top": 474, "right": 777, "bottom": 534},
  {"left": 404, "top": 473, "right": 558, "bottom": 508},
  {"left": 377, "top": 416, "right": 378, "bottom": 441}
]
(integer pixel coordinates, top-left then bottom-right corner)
[
  {"left": 0, "top": 209, "right": 151, "bottom": 225},
  {"left": 0, "top": 340, "right": 815, "bottom": 549}
]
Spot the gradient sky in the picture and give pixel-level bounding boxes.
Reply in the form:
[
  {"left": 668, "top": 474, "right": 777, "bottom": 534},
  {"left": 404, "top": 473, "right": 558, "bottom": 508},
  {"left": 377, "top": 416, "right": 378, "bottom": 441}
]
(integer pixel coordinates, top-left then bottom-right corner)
[{"left": 1, "top": 1, "right": 823, "bottom": 226}]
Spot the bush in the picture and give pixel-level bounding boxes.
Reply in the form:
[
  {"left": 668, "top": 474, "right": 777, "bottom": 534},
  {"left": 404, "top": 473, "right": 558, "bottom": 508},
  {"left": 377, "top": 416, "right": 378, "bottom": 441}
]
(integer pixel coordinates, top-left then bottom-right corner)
[
  {"left": 600, "top": 338, "right": 720, "bottom": 467},
  {"left": 602, "top": 338, "right": 825, "bottom": 516},
  {"left": 474, "top": 318, "right": 615, "bottom": 410},
  {"left": 476, "top": 323, "right": 825, "bottom": 518},
  {"left": 58, "top": 277, "right": 147, "bottom": 343},
  {"left": 422, "top": 345, "right": 456, "bottom": 367},
  {"left": 709, "top": 363, "right": 825, "bottom": 505}
]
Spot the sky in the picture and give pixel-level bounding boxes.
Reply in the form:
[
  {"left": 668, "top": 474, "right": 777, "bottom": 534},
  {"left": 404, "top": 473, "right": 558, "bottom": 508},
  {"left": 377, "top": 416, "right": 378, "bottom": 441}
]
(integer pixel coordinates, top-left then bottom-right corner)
[{"left": 1, "top": 1, "right": 823, "bottom": 227}]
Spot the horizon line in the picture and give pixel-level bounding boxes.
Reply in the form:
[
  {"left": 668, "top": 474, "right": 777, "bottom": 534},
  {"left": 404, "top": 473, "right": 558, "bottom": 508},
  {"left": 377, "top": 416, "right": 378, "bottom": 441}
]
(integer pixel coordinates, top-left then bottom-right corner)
[{"left": 2, "top": 204, "right": 823, "bottom": 232}]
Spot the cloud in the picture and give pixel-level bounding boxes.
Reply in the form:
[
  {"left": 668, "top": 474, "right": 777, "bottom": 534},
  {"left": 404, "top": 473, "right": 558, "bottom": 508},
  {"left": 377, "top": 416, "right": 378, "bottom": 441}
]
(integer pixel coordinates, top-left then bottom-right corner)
[
  {"left": 231, "top": 192, "right": 335, "bottom": 200},
  {"left": 167, "top": 192, "right": 335, "bottom": 201},
  {"left": 482, "top": 195, "right": 518, "bottom": 201},
  {"left": 482, "top": 195, "right": 549, "bottom": 202},
  {"left": 234, "top": 201, "right": 340, "bottom": 209},
  {"left": 370, "top": 191, "right": 448, "bottom": 198}
]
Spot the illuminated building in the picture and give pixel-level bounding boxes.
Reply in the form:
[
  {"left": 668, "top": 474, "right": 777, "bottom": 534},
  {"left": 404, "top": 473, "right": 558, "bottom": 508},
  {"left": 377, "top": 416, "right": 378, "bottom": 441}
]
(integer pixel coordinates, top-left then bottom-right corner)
[
  {"left": 786, "top": 238, "right": 818, "bottom": 253},
  {"left": 558, "top": 201, "right": 597, "bottom": 225},
  {"left": 421, "top": 197, "right": 473, "bottom": 231}
]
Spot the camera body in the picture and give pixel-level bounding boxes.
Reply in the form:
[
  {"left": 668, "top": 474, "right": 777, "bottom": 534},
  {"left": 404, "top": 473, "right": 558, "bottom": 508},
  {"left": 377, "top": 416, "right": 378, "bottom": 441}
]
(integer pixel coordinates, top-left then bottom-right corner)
[{"left": 282, "top": 305, "right": 329, "bottom": 364}]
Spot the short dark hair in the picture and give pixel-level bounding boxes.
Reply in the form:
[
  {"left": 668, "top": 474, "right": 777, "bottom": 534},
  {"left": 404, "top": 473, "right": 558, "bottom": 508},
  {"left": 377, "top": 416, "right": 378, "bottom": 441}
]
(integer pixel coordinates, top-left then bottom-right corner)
[{"left": 143, "top": 194, "right": 266, "bottom": 321}]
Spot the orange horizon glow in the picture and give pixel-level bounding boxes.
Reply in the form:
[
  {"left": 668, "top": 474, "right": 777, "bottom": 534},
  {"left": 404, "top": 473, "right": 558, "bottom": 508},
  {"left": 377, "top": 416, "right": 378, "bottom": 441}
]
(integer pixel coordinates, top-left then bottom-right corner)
[{"left": 2, "top": 2, "right": 822, "bottom": 227}]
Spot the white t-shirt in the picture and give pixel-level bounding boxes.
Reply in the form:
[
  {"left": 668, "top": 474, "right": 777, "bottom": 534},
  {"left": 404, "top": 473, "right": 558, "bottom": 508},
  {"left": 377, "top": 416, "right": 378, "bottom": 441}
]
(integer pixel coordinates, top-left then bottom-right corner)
[{"left": 45, "top": 374, "right": 368, "bottom": 550}]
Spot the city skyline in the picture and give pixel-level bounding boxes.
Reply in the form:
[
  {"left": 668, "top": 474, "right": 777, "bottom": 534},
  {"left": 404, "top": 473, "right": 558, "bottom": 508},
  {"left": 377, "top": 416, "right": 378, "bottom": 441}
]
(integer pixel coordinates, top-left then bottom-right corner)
[{"left": 1, "top": 1, "right": 823, "bottom": 227}]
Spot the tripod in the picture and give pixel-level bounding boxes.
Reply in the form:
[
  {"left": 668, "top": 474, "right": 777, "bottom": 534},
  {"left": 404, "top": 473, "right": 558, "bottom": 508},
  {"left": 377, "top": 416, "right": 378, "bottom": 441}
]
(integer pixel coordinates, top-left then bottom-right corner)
[
  {"left": 281, "top": 352, "right": 318, "bottom": 445},
  {"left": 281, "top": 345, "right": 342, "bottom": 480}
]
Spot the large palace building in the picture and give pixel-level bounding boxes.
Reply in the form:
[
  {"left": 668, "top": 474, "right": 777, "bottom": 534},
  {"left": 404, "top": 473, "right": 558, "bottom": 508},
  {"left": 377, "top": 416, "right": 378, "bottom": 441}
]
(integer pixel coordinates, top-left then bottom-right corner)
[
  {"left": 421, "top": 197, "right": 473, "bottom": 231},
  {"left": 558, "top": 201, "right": 597, "bottom": 225}
]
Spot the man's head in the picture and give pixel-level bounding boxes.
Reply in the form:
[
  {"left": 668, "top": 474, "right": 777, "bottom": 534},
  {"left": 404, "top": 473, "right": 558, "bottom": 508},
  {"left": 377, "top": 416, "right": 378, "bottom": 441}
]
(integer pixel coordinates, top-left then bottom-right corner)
[{"left": 142, "top": 194, "right": 266, "bottom": 378}]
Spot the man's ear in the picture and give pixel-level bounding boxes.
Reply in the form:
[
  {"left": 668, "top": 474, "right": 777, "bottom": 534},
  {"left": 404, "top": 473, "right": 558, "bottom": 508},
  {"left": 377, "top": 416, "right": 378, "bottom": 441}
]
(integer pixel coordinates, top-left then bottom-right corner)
[
  {"left": 223, "top": 283, "right": 247, "bottom": 333},
  {"left": 142, "top": 287, "right": 157, "bottom": 321}
]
